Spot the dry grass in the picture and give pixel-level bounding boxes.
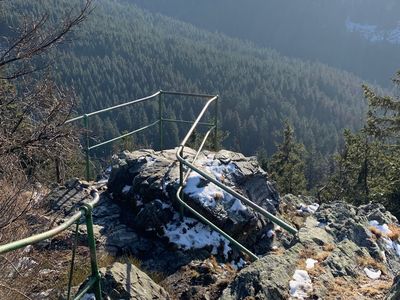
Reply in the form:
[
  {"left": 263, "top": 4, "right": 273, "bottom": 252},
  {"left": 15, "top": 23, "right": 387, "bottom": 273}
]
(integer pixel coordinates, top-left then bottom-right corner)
[
  {"left": 278, "top": 202, "right": 305, "bottom": 229},
  {"left": 315, "top": 251, "right": 331, "bottom": 262},
  {"left": 324, "top": 277, "right": 361, "bottom": 300},
  {"left": 369, "top": 226, "right": 383, "bottom": 239},
  {"left": 359, "top": 280, "right": 393, "bottom": 297},
  {"left": 299, "top": 247, "right": 317, "bottom": 259},
  {"left": 270, "top": 247, "right": 285, "bottom": 256},
  {"left": 323, "top": 244, "right": 335, "bottom": 252},
  {"left": 387, "top": 224, "right": 400, "bottom": 241},
  {"left": 356, "top": 255, "right": 387, "bottom": 275},
  {"left": 308, "top": 264, "right": 326, "bottom": 277},
  {"left": 214, "top": 192, "right": 223, "bottom": 201}
]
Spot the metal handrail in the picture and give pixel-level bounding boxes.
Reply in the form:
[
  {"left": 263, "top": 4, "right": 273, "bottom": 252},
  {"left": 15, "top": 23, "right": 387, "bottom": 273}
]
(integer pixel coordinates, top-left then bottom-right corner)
[
  {"left": 0, "top": 190, "right": 102, "bottom": 300},
  {"left": 0, "top": 89, "right": 298, "bottom": 299},
  {"left": 66, "top": 90, "right": 218, "bottom": 180},
  {"left": 175, "top": 96, "right": 298, "bottom": 261}
]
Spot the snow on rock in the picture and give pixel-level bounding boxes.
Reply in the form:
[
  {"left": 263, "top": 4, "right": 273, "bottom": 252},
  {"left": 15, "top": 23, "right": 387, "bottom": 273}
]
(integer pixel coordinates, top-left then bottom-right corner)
[
  {"left": 231, "top": 258, "right": 246, "bottom": 270},
  {"left": 289, "top": 270, "right": 313, "bottom": 299},
  {"left": 81, "top": 293, "right": 96, "bottom": 300},
  {"left": 381, "top": 237, "right": 400, "bottom": 258},
  {"left": 369, "top": 220, "right": 392, "bottom": 235},
  {"left": 122, "top": 185, "right": 132, "bottom": 194},
  {"left": 267, "top": 229, "right": 275, "bottom": 238},
  {"left": 16, "top": 257, "right": 38, "bottom": 270},
  {"left": 163, "top": 214, "right": 232, "bottom": 258},
  {"left": 297, "top": 203, "right": 319, "bottom": 215},
  {"left": 364, "top": 267, "right": 381, "bottom": 279},
  {"left": 184, "top": 173, "right": 218, "bottom": 208},
  {"left": 305, "top": 258, "right": 318, "bottom": 270},
  {"left": 184, "top": 158, "right": 247, "bottom": 213},
  {"left": 23, "top": 245, "right": 33, "bottom": 253},
  {"left": 229, "top": 198, "right": 247, "bottom": 212}
]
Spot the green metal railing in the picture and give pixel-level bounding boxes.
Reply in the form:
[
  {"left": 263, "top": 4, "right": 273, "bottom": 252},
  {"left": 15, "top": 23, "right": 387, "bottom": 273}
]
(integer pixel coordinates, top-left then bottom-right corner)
[
  {"left": 0, "top": 90, "right": 298, "bottom": 299},
  {"left": 175, "top": 96, "right": 298, "bottom": 261},
  {"left": 0, "top": 190, "right": 102, "bottom": 300},
  {"left": 66, "top": 90, "right": 218, "bottom": 180}
]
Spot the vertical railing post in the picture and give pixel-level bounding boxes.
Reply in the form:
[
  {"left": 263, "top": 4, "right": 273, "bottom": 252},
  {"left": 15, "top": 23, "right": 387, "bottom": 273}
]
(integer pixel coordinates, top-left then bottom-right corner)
[
  {"left": 82, "top": 204, "right": 102, "bottom": 299},
  {"left": 159, "top": 90, "right": 164, "bottom": 151},
  {"left": 179, "top": 147, "right": 184, "bottom": 219},
  {"left": 84, "top": 114, "right": 90, "bottom": 181},
  {"left": 67, "top": 221, "right": 80, "bottom": 300},
  {"left": 214, "top": 96, "right": 219, "bottom": 151}
]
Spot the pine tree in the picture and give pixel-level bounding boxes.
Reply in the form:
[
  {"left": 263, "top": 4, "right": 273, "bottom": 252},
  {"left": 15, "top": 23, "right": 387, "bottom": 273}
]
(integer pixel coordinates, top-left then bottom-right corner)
[
  {"left": 269, "top": 121, "right": 307, "bottom": 195},
  {"left": 324, "top": 73, "right": 400, "bottom": 217}
]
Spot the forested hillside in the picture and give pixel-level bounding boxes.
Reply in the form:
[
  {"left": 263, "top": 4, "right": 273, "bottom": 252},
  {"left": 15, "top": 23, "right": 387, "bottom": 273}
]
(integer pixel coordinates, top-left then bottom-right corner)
[
  {"left": 130, "top": 0, "right": 400, "bottom": 86},
  {"left": 3, "top": 0, "right": 366, "bottom": 162}
]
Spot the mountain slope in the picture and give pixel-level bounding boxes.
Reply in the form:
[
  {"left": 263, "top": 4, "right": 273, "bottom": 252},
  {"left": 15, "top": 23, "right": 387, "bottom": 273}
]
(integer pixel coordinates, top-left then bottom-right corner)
[
  {"left": 130, "top": 0, "right": 400, "bottom": 86},
  {"left": 3, "top": 0, "right": 366, "bottom": 157}
]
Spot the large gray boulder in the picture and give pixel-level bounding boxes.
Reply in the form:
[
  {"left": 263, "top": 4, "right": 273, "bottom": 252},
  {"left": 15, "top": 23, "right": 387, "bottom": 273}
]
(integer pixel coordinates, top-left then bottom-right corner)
[{"left": 107, "top": 148, "right": 280, "bottom": 254}]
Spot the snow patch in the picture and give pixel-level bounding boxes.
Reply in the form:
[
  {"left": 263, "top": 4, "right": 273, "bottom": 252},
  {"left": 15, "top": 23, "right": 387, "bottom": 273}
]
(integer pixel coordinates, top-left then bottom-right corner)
[
  {"left": 230, "top": 198, "right": 247, "bottom": 212},
  {"left": 163, "top": 214, "right": 232, "bottom": 259},
  {"left": 122, "top": 185, "right": 132, "bottom": 194},
  {"left": 81, "top": 294, "right": 96, "bottom": 300},
  {"left": 184, "top": 174, "right": 218, "bottom": 208},
  {"left": 382, "top": 237, "right": 400, "bottom": 257},
  {"left": 231, "top": 258, "right": 246, "bottom": 270},
  {"left": 364, "top": 267, "right": 381, "bottom": 279},
  {"left": 23, "top": 245, "right": 33, "bottom": 253},
  {"left": 184, "top": 158, "right": 247, "bottom": 213},
  {"left": 369, "top": 220, "right": 392, "bottom": 235},
  {"left": 305, "top": 258, "right": 318, "bottom": 270},
  {"left": 267, "top": 229, "right": 275, "bottom": 238},
  {"left": 289, "top": 270, "right": 313, "bottom": 299},
  {"left": 297, "top": 203, "right": 319, "bottom": 215}
]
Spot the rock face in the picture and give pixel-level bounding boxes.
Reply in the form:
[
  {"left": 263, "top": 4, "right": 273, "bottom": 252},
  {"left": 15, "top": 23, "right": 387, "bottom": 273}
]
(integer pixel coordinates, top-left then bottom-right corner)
[
  {"left": 29, "top": 148, "right": 400, "bottom": 300},
  {"left": 108, "top": 148, "right": 280, "bottom": 254},
  {"left": 221, "top": 198, "right": 400, "bottom": 300},
  {"left": 98, "top": 262, "right": 170, "bottom": 300},
  {"left": 47, "top": 180, "right": 210, "bottom": 276}
]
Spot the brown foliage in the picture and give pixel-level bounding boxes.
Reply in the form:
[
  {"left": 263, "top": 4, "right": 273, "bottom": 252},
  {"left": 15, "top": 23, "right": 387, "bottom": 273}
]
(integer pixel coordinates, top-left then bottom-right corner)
[{"left": 0, "top": 2, "right": 92, "bottom": 230}]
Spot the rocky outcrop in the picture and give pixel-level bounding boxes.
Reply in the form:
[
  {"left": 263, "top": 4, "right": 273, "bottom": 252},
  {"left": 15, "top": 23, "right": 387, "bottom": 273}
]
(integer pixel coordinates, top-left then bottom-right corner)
[
  {"left": 108, "top": 148, "right": 280, "bottom": 255},
  {"left": 24, "top": 149, "right": 400, "bottom": 300},
  {"left": 220, "top": 198, "right": 400, "bottom": 299},
  {"left": 47, "top": 180, "right": 210, "bottom": 275}
]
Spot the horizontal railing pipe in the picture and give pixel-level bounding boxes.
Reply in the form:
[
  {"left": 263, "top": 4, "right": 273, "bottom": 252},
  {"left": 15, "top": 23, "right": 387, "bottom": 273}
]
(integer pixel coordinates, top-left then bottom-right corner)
[
  {"left": 0, "top": 191, "right": 100, "bottom": 254},
  {"left": 86, "top": 91, "right": 161, "bottom": 118},
  {"left": 88, "top": 120, "right": 160, "bottom": 150},
  {"left": 65, "top": 91, "right": 161, "bottom": 124},
  {"left": 162, "top": 118, "right": 214, "bottom": 127},
  {"left": 161, "top": 91, "right": 216, "bottom": 98}
]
